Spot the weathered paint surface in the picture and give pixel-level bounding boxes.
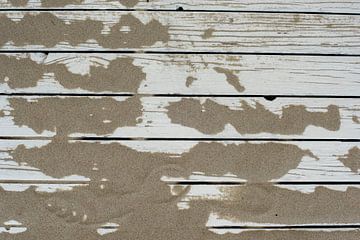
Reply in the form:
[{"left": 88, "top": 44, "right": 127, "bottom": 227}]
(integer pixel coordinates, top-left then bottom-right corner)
[
  {"left": 0, "top": 1, "right": 359, "bottom": 239},
  {"left": 338, "top": 147, "right": 360, "bottom": 173},
  {"left": 7, "top": 0, "right": 140, "bottom": 7},
  {"left": 1, "top": 12, "right": 360, "bottom": 54},
  {"left": 1, "top": 185, "right": 360, "bottom": 239},
  {"left": 1, "top": 97, "right": 358, "bottom": 138},
  {"left": 0, "top": 13, "right": 169, "bottom": 49},
  {"left": 8, "top": 97, "right": 142, "bottom": 136},
  {"left": 7, "top": 140, "right": 316, "bottom": 182},
  {"left": 0, "top": 55, "right": 145, "bottom": 92},
  {"left": 167, "top": 98, "right": 341, "bottom": 135},
  {"left": 1, "top": 53, "right": 359, "bottom": 96}
]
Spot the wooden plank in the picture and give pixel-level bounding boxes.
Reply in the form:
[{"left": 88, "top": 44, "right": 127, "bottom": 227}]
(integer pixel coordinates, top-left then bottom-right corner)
[
  {"left": 1, "top": 11, "right": 360, "bottom": 54},
  {"left": 0, "top": 96, "right": 358, "bottom": 139},
  {"left": 1, "top": 140, "right": 359, "bottom": 183},
  {"left": 0, "top": 1, "right": 358, "bottom": 238},
  {"left": 1, "top": 0, "right": 360, "bottom": 13},
  {"left": 1, "top": 53, "right": 360, "bottom": 96},
  {"left": 0, "top": 184, "right": 360, "bottom": 236},
  {"left": 1, "top": 135, "right": 359, "bottom": 235}
]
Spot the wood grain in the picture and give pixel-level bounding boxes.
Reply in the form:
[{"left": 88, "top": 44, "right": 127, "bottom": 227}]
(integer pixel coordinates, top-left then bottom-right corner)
[
  {"left": 0, "top": 0, "right": 359, "bottom": 236},
  {"left": 0, "top": 140, "right": 359, "bottom": 183},
  {"left": 1, "top": 11, "right": 360, "bottom": 54},
  {"left": 1, "top": 183, "right": 360, "bottom": 228},
  {"left": 0, "top": 96, "right": 358, "bottom": 139},
  {"left": 1, "top": 53, "right": 359, "bottom": 96},
  {"left": 1, "top": 0, "right": 360, "bottom": 13}
]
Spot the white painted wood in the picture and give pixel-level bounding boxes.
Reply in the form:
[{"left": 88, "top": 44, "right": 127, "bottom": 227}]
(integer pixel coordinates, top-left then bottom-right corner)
[
  {"left": 1, "top": 0, "right": 360, "bottom": 13},
  {"left": 0, "top": 96, "right": 358, "bottom": 139},
  {"left": 188, "top": 184, "right": 360, "bottom": 226},
  {"left": 0, "top": 140, "right": 359, "bottom": 184},
  {"left": 1, "top": 183, "right": 360, "bottom": 228},
  {"left": 0, "top": 1, "right": 358, "bottom": 235},
  {"left": 1, "top": 11, "right": 360, "bottom": 54},
  {"left": 1, "top": 53, "right": 360, "bottom": 96},
  {"left": 209, "top": 228, "right": 360, "bottom": 235}
]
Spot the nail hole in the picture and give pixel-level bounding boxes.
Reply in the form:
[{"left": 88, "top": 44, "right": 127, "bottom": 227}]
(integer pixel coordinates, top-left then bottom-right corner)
[
  {"left": 264, "top": 96, "right": 277, "bottom": 101},
  {"left": 177, "top": 6, "right": 184, "bottom": 11}
]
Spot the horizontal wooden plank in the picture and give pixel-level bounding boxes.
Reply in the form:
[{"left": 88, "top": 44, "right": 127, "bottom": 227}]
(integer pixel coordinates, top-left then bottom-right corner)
[
  {"left": 1, "top": 133, "right": 359, "bottom": 234},
  {"left": 1, "top": 140, "right": 359, "bottom": 183},
  {"left": 1, "top": 12, "right": 360, "bottom": 54},
  {"left": 1, "top": 184, "right": 360, "bottom": 238},
  {"left": 0, "top": 96, "right": 359, "bottom": 139},
  {"left": 1, "top": 0, "right": 360, "bottom": 13},
  {"left": 1, "top": 53, "right": 360, "bottom": 96}
]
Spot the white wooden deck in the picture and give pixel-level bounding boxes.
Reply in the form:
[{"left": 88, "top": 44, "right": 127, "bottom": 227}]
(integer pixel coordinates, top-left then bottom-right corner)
[{"left": 0, "top": 1, "right": 359, "bottom": 239}]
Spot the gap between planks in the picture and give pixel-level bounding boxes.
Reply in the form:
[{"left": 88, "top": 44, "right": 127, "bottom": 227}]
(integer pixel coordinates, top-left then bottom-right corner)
[
  {"left": 2, "top": 180, "right": 360, "bottom": 185},
  {"left": 1, "top": 9, "right": 360, "bottom": 15},
  {"left": 0, "top": 137, "right": 359, "bottom": 141},
  {"left": 3, "top": 50, "right": 360, "bottom": 56},
  {"left": 1, "top": 0, "right": 360, "bottom": 14}
]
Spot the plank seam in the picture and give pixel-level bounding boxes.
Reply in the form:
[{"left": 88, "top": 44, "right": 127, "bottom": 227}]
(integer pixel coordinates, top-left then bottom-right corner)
[
  {"left": 2, "top": 225, "right": 358, "bottom": 230},
  {"left": 2, "top": 51, "right": 360, "bottom": 57},
  {"left": 1, "top": 93, "right": 359, "bottom": 98},
  {"left": 0, "top": 9, "right": 360, "bottom": 16},
  {"left": 0, "top": 137, "right": 359, "bottom": 142},
  {"left": 2, "top": 180, "right": 360, "bottom": 185}
]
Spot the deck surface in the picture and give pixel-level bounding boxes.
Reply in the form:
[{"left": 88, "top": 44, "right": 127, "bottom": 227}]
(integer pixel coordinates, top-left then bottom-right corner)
[{"left": 0, "top": 1, "right": 359, "bottom": 239}]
